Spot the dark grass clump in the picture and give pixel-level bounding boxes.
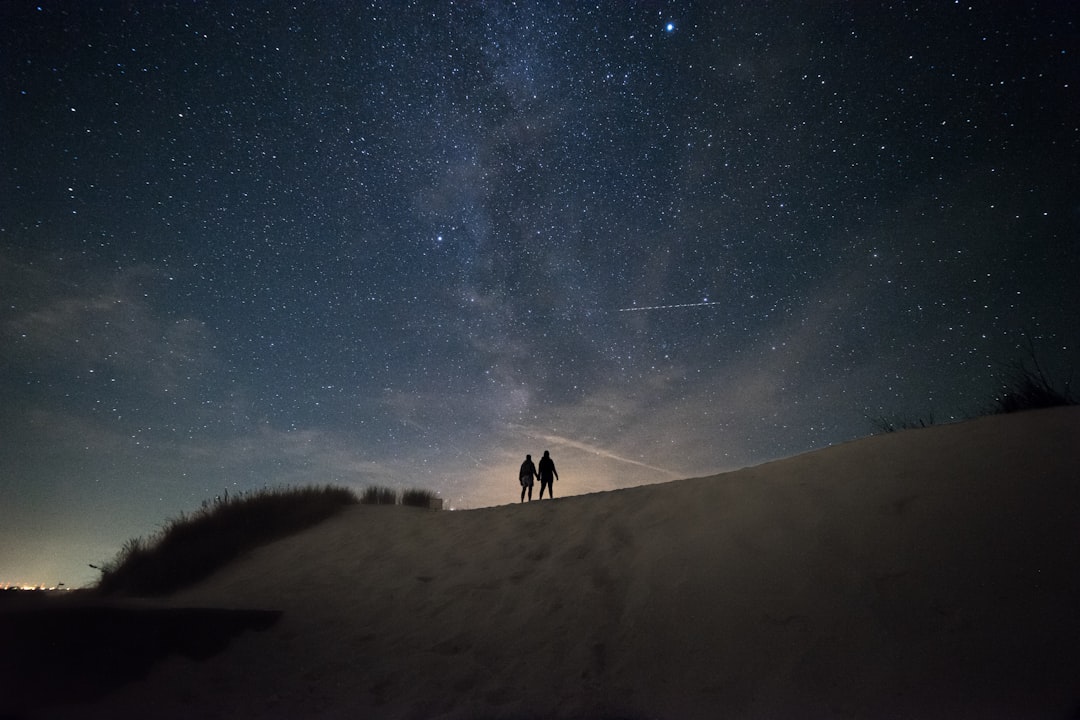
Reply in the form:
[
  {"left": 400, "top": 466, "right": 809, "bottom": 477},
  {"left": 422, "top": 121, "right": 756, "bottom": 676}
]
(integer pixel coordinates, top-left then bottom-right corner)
[
  {"left": 870, "top": 339, "right": 1074, "bottom": 433},
  {"left": 360, "top": 485, "right": 399, "bottom": 505},
  {"left": 988, "top": 353, "right": 1075, "bottom": 414},
  {"left": 401, "top": 487, "right": 439, "bottom": 509},
  {"left": 869, "top": 413, "right": 936, "bottom": 434},
  {"left": 359, "top": 486, "right": 442, "bottom": 509},
  {"left": 95, "top": 485, "right": 358, "bottom": 597}
]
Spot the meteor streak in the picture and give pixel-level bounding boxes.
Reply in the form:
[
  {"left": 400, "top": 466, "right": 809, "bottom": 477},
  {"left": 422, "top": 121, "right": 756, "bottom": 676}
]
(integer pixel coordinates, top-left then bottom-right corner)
[{"left": 617, "top": 301, "right": 721, "bottom": 312}]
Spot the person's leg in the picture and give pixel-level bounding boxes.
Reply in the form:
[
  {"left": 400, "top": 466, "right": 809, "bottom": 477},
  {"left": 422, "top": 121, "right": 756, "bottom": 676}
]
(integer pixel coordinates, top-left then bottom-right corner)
[{"left": 521, "top": 485, "right": 526, "bottom": 502}]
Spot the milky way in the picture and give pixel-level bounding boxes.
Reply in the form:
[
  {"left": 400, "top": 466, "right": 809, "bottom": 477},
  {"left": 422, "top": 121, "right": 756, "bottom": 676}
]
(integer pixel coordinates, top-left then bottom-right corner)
[{"left": 2, "top": 1, "right": 1077, "bottom": 586}]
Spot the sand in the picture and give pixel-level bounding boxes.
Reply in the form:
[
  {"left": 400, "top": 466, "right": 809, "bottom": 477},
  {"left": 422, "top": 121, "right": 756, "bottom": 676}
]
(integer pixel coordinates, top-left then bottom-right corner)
[{"left": 4, "top": 406, "right": 1079, "bottom": 719}]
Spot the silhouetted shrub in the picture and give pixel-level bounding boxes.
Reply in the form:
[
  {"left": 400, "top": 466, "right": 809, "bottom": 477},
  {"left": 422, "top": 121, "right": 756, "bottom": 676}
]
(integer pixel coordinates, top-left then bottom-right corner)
[
  {"left": 401, "top": 488, "right": 439, "bottom": 509},
  {"left": 986, "top": 338, "right": 1075, "bottom": 414},
  {"left": 360, "top": 485, "right": 398, "bottom": 505},
  {"left": 869, "top": 413, "right": 936, "bottom": 434},
  {"left": 989, "top": 361, "right": 1074, "bottom": 414},
  {"left": 871, "top": 339, "right": 1074, "bottom": 433},
  {"left": 95, "top": 485, "right": 358, "bottom": 597}
]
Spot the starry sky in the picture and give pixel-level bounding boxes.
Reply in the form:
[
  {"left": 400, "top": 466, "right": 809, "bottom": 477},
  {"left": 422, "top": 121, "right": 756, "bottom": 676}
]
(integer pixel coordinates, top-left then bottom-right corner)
[{"left": 2, "top": 1, "right": 1078, "bottom": 587}]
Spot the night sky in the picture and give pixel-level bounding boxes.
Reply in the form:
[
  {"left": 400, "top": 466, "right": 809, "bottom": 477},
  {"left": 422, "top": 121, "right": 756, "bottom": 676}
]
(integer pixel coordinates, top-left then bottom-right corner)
[{"left": 3, "top": 1, "right": 1077, "bottom": 587}]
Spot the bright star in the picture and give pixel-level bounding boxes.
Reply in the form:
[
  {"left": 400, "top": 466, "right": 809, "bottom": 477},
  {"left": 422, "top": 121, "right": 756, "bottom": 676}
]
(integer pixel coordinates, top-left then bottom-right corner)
[{"left": 665, "top": 22, "right": 675, "bottom": 33}]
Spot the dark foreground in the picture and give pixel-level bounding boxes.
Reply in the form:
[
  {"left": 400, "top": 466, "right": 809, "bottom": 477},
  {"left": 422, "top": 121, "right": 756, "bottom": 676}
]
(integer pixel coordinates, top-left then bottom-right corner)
[{"left": 0, "top": 593, "right": 279, "bottom": 718}]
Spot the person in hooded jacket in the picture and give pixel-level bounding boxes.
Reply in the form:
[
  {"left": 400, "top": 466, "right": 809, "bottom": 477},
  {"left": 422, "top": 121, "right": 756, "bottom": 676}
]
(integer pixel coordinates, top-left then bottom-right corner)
[
  {"left": 519, "top": 454, "right": 538, "bottom": 502},
  {"left": 537, "top": 450, "right": 559, "bottom": 499}
]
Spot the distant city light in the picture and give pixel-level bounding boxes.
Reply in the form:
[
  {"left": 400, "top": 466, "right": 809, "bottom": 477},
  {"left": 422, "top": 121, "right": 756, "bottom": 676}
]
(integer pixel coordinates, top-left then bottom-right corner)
[{"left": 1, "top": 581, "right": 73, "bottom": 591}]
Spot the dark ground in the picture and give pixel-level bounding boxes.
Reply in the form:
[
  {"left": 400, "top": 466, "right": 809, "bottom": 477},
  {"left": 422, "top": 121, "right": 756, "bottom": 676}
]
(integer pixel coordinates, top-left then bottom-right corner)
[{"left": 0, "top": 591, "right": 279, "bottom": 718}]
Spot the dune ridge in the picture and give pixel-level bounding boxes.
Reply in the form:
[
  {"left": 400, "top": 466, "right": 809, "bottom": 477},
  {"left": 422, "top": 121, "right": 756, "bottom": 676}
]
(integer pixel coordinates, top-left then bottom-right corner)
[{"left": 20, "top": 407, "right": 1080, "bottom": 719}]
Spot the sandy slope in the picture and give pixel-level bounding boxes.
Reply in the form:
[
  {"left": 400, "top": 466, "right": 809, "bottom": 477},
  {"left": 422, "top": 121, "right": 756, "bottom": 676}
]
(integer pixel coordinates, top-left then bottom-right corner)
[{"left": 24, "top": 407, "right": 1080, "bottom": 719}]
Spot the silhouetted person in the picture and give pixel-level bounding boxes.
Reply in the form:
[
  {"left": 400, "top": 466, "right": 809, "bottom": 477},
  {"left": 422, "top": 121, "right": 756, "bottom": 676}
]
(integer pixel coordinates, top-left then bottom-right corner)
[
  {"left": 537, "top": 450, "right": 559, "bottom": 499},
  {"left": 519, "top": 454, "right": 538, "bottom": 502}
]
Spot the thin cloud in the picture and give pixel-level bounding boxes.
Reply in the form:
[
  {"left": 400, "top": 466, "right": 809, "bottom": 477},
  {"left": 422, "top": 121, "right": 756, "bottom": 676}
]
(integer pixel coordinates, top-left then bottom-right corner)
[{"left": 528, "top": 430, "right": 683, "bottom": 480}]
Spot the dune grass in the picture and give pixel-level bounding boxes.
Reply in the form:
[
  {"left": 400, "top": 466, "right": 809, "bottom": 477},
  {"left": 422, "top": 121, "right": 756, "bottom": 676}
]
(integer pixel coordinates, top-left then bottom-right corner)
[
  {"left": 401, "top": 487, "right": 439, "bottom": 508},
  {"left": 96, "top": 483, "right": 444, "bottom": 596},
  {"left": 872, "top": 343, "right": 1074, "bottom": 433},
  {"left": 359, "top": 485, "right": 399, "bottom": 505},
  {"left": 988, "top": 352, "right": 1074, "bottom": 415},
  {"left": 868, "top": 413, "right": 936, "bottom": 434},
  {"left": 95, "top": 485, "right": 359, "bottom": 597},
  {"left": 360, "top": 485, "right": 442, "bottom": 509}
]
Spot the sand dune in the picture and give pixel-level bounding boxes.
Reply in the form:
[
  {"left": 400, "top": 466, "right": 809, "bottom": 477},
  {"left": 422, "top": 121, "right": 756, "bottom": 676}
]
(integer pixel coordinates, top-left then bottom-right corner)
[{"left": 9, "top": 407, "right": 1080, "bottom": 719}]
